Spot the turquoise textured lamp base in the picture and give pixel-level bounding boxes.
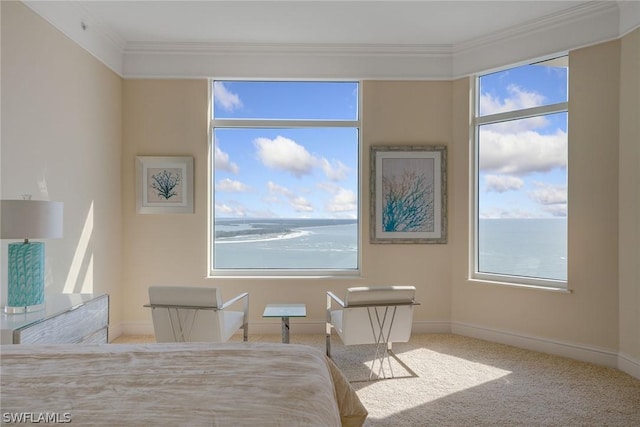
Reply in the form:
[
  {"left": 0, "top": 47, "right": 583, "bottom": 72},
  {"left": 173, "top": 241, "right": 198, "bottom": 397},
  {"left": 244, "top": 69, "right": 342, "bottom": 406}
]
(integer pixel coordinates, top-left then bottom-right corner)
[{"left": 5, "top": 241, "right": 45, "bottom": 314}]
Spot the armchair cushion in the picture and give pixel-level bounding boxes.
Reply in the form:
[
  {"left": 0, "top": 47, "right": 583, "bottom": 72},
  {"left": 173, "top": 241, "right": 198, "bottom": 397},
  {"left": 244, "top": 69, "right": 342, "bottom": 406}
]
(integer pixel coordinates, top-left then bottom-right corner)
[
  {"left": 149, "top": 286, "right": 221, "bottom": 308},
  {"left": 344, "top": 286, "right": 416, "bottom": 306}
]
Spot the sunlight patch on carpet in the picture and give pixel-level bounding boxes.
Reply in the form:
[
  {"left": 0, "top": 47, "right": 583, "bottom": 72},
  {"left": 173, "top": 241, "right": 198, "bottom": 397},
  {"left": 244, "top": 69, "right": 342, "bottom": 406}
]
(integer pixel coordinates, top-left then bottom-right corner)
[{"left": 357, "top": 348, "right": 512, "bottom": 420}]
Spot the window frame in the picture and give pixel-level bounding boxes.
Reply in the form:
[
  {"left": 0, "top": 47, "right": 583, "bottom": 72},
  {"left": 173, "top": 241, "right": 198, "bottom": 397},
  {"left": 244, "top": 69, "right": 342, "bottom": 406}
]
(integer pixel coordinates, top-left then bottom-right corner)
[
  {"left": 208, "top": 79, "right": 362, "bottom": 277},
  {"left": 471, "top": 61, "right": 569, "bottom": 290}
]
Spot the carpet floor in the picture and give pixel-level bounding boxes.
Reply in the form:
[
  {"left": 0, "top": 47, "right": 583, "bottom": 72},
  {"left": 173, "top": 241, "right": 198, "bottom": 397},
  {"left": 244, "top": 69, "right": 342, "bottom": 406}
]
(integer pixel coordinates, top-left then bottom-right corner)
[{"left": 112, "top": 333, "right": 640, "bottom": 426}]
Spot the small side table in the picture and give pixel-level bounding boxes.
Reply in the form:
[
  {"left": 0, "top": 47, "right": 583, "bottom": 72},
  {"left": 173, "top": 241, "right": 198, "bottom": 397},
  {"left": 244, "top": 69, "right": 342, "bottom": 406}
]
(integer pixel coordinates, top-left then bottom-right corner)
[{"left": 262, "top": 303, "right": 306, "bottom": 343}]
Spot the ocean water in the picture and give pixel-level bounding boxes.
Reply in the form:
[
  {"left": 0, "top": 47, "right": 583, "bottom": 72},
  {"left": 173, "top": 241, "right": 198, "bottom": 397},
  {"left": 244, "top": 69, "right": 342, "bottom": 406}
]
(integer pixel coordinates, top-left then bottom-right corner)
[
  {"left": 478, "top": 218, "right": 567, "bottom": 281},
  {"left": 213, "top": 218, "right": 567, "bottom": 280},
  {"left": 214, "top": 220, "right": 358, "bottom": 269}
]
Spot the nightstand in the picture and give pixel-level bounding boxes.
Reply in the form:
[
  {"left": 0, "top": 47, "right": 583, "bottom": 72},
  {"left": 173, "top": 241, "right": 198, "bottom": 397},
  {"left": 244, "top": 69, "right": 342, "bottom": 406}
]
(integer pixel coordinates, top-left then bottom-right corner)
[{"left": 1, "top": 293, "right": 109, "bottom": 344}]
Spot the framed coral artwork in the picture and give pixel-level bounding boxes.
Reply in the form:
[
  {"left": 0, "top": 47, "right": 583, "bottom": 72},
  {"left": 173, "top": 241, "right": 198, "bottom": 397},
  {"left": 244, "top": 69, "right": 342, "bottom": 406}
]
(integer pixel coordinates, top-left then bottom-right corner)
[
  {"left": 136, "top": 156, "right": 194, "bottom": 214},
  {"left": 370, "top": 145, "right": 447, "bottom": 244}
]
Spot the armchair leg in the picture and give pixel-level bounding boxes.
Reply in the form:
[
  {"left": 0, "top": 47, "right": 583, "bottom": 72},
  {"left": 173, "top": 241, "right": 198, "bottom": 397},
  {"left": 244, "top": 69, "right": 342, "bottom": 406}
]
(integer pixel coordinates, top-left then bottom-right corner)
[
  {"left": 368, "top": 306, "right": 398, "bottom": 380},
  {"left": 243, "top": 295, "right": 249, "bottom": 342},
  {"left": 326, "top": 294, "right": 332, "bottom": 357}
]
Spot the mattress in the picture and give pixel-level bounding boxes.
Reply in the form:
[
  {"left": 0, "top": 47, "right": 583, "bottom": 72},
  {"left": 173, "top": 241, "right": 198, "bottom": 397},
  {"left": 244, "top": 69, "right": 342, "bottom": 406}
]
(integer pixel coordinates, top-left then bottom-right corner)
[{"left": 0, "top": 342, "right": 367, "bottom": 426}]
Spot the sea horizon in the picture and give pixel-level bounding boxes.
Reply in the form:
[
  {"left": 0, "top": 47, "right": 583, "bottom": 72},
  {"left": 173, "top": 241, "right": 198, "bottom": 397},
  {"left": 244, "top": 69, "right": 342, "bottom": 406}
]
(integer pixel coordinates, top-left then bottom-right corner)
[{"left": 212, "top": 217, "right": 566, "bottom": 280}]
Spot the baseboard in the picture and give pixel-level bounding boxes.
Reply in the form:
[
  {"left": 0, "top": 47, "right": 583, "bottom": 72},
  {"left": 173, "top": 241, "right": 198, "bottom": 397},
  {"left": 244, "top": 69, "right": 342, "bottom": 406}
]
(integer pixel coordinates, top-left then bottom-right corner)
[
  {"left": 107, "top": 323, "right": 124, "bottom": 342},
  {"left": 618, "top": 352, "right": 640, "bottom": 379},
  {"left": 451, "top": 321, "right": 620, "bottom": 369},
  {"left": 118, "top": 320, "right": 154, "bottom": 337},
  {"left": 411, "top": 320, "right": 452, "bottom": 334}
]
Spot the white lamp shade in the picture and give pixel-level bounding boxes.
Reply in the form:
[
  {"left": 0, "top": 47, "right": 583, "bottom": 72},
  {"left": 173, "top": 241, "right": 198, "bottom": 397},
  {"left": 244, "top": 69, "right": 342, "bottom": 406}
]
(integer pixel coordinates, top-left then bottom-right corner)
[{"left": 1, "top": 200, "right": 63, "bottom": 240}]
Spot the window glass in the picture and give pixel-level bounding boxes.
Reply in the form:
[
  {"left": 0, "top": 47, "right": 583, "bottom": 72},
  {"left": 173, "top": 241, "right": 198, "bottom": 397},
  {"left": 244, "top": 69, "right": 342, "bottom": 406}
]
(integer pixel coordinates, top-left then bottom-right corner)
[
  {"left": 475, "top": 58, "right": 568, "bottom": 285},
  {"left": 211, "top": 81, "right": 359, "bottom": 273},
  {"left": 213, "top": 81, "right": 358, "bottom": 120},
  {"left": 478, "top": 58, "right": 568, "bottom": 116}
]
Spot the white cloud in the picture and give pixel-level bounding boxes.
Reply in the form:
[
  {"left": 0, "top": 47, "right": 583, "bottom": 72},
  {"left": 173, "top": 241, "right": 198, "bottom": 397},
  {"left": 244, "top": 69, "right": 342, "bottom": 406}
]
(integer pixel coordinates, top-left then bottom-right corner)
[
  {"left": 215, "top": 201, "right": 278, "bottom": 218},
  {"left": 213, "top": 82, "right": 243, "bottom": 111},
  {"left": 255, "top": 136, "right": 315, "bottom": 178},
  {"left": 480, "top": 84, "right": 545, "bottom": 116},
  {"left": 484, "top": 174, "right": 524, "bottom": 193},
  {"left": 291, "top": 196, "right": 313, "bottom": 212},
  {"left": 215, "top": 202, "right": 246, "bottom": 217},
  {"left": 316, "top": 182, "right": 339, "bottom": 193},
  {"left": 214, "top": 144, "right": 239, "bottom": 174},
  {"left": 254, "top": 135, "right": 351, "bottom": 181},
  {"left": 326, "top": 188, "right": 357, "bottom": 212},
  {"left": 267, "top": 181, "right": 314, "bottom": 212},
  {"left": 480, "top": 85, "right": 552, "bottom": 133},
  {"left": 542, "top": 204, "right": 567, "bottom": 217},
  {"left": 267, "top": 181, "right": 294, "bottom": 198},
  {"left": 216, "top": 178, "right": 251, "bottom": 192},
  {"left": 528, "top": 181, "right": 567, "bottom": 206},
  {"left": 479, "top": 129, "right": 567, "bottom": 175},
  {"left": 479, "top": 207, "right": 537, "bottom": 219},
  {"left": 320, "top": 158, "right": 350, "bottom": 181}
]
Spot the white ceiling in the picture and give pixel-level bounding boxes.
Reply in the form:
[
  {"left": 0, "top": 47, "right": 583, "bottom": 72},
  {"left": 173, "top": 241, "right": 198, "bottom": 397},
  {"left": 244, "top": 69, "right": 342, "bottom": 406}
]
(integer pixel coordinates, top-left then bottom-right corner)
[
  {"left": 23, "top": 1, "right": 640, "bottom": 79},
  {"left": 65, "top": 1, "right": 591, "bottom": 45}
]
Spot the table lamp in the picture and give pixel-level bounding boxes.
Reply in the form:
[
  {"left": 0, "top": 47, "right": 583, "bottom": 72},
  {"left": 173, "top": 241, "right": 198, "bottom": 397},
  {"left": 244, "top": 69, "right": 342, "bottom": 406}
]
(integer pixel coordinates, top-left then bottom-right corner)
[{"left": 1, "top": 198, "right": 63, "bottom": 313}]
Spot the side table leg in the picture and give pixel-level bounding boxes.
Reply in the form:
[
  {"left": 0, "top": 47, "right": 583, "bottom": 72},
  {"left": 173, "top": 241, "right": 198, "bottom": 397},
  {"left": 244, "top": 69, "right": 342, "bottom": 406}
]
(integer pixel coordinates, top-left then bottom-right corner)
[{"left": 282, "top": 316, "right": 290, "bottom": 343}]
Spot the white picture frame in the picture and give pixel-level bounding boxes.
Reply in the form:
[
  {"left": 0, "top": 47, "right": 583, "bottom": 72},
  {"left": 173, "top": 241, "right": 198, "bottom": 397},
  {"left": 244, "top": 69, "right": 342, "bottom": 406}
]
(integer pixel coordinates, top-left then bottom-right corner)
[{"left": 136, "top": 156, "right": 194, "bottom": 214}]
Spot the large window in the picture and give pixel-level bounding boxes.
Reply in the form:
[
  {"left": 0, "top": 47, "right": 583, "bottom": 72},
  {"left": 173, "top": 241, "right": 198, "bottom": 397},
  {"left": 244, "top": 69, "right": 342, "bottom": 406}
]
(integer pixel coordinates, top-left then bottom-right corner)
[
  {"left": 473, "top": 57, "right": 568, "bottom": 287},
  {"left": 210, "top": 81, "right": 360, "bottom": 275}
]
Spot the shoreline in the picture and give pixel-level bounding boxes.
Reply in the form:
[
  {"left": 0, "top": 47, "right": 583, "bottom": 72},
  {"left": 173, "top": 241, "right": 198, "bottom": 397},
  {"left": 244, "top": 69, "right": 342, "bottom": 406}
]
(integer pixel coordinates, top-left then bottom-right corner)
[{"left": 216, "top": 229, "right": 312, "bottom": 244}]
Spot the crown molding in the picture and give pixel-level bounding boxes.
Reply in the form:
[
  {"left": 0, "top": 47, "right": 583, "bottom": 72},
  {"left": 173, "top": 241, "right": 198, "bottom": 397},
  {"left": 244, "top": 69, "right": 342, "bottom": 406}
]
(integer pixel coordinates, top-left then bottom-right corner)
[
  {"left": 452, "top": 0, "right": 626, "bottom": 77},
  {"left": 124, "top": 42, "right": 453, "bottom": 57},
  {"left": 122, "top": 42, "right": 455, "bottom": 80},
  {"left": 23, "top": 0, "right": 126, "bottom": 75},
  {"left": 21, "top": 1, "right": 639, "bottom": 80},
  {"left": 454, "top": 1, "right": 618, "bottom": 56},
  {"left": 122, "top": 43, "right": 455, "bottom": 80}
]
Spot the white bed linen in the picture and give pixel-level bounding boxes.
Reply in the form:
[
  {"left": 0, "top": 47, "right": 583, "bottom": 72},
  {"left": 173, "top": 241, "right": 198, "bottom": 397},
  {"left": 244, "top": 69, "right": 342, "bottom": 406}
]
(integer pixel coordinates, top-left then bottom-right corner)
[{"left": 0, "top": 342, "right": 367, "bottom": 426}]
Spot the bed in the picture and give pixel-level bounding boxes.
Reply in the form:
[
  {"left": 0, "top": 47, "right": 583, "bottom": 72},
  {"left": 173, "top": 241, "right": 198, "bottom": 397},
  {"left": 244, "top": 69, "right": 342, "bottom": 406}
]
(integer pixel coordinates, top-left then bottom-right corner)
[{"left": 0, "top": 342, "right": 367, "bottom": 426}]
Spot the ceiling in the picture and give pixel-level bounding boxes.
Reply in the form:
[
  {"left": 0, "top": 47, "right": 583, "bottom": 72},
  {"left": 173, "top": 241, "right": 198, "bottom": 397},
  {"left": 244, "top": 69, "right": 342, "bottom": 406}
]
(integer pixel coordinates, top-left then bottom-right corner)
[
  {"left": 56, "top": 1, "right": 593, "bottom": 46},
  {"left": 22, "top": 1, "right": 640, "bottom": 78}
]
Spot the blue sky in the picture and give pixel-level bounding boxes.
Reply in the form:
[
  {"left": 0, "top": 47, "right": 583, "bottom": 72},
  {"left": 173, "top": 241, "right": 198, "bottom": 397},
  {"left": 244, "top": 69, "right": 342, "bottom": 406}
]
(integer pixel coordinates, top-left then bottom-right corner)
[
  {"left": 212, "top": 65, "right": 568, "bottom": 220},
  {"left": 478, "top": 61, "right": 568, "bottom": 219},
  {"left": 213, "top": 81, "right": 358, "bottom": 219}
]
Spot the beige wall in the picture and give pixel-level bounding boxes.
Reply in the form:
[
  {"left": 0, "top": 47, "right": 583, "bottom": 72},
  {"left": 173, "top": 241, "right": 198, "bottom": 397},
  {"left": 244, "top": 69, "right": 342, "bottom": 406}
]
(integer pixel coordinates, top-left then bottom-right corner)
[
  {"left": 1, "top": 2, "right": 123, "bottom": 328},
  {"left": 361, "top": 81, "right": 453, "bottom": 326},
  {"left": 121, "top": 79, "right": 454, "bottom": 331},
  {"left": 619, "top": 28, "right": 640, "bottom": 364},
  {"left": 121, "top": 79, "right": 210, "bottom": 327}
]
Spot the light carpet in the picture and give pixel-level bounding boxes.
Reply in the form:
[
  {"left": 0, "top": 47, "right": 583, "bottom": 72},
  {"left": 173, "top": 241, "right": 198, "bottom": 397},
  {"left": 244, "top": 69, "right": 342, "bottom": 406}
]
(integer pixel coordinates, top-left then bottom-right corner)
[{"left": 112, "top": 333, "right": 640, "bottom": 426}]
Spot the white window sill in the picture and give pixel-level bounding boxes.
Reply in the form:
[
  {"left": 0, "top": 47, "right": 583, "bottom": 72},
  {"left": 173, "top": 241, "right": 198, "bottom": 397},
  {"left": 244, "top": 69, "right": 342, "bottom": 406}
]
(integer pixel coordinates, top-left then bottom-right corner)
[{"left": 468, "top": 277, "right": 573, "bottom": 294}]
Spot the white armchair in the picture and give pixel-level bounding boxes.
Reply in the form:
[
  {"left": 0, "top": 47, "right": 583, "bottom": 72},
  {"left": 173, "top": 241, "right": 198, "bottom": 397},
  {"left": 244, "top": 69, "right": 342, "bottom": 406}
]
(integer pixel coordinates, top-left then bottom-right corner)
[
  {"left": 146, "top": 286, "right": 249, "bottom": 343},
  {"left": 326, "top": 286, "right": 417, "bottom": 379}
]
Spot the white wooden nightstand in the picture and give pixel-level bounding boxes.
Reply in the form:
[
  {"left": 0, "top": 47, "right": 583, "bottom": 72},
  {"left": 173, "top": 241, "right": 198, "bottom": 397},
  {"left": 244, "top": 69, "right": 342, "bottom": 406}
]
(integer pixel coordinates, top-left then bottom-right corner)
[{"left": 1, "top": 293, "right": 109, "bottom": 344}]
